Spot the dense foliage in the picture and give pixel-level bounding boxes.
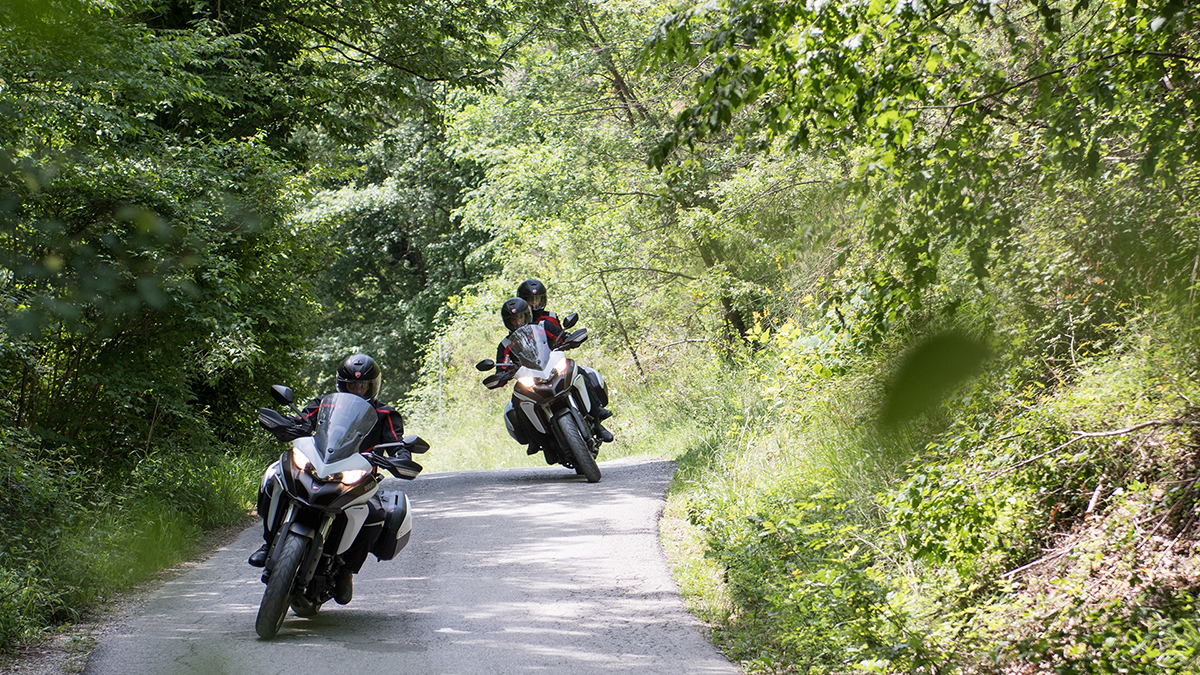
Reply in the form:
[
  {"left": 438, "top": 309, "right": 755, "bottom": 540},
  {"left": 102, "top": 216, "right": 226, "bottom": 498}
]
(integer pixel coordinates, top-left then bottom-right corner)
[
  {"left": 2, "top": 0, "right": 1198, "bottom": 671},
  {"left": 0, "top": 0, "right": 545, "bottom": 648},
  {"left": 406, "top": 0, "right": 1200, "bottom": 672}
]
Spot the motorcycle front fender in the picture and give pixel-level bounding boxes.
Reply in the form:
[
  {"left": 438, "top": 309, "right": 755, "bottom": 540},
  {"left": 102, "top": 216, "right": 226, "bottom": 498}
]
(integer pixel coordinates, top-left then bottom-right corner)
[
  {"left": 288, "top": 521, "right": 319, "bottom": 539},
  {"left": 548, "top": 404, "right": 588, "bottom": 450}
]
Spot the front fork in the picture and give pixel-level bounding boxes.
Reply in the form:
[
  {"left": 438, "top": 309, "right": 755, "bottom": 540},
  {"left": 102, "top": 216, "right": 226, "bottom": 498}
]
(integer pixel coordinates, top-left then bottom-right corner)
[
  {"left": 547, "top": 396, "right": 596, "bottom": 456},
  {"left": 263, "top": 502, "right": 334, "bottom": 588}
]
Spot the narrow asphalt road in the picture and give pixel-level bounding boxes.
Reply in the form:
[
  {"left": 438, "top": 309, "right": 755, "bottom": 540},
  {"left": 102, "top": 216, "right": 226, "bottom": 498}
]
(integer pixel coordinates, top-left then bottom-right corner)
[{"left": 83, "top": 457, "right": 740, "bottom": 675}]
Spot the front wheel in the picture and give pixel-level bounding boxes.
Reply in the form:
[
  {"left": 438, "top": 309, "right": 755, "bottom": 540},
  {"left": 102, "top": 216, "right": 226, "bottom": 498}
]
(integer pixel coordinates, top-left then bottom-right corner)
[
  {"left": 256, "top": 534, "right": 307, "bottom": 638},
  {"left": 555, "top": 414, "right": 601, "bottom": 483}
]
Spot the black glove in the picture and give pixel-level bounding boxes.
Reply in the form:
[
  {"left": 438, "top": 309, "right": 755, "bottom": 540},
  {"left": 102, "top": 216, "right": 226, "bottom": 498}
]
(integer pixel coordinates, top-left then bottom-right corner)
[{"left": 258, "top": 408, "right": 310, "bottom": 442}]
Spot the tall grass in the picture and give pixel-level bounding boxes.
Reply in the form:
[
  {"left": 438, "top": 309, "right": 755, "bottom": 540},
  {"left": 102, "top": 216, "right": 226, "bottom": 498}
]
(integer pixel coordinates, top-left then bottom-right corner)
[
  {"left": 654, "top": 305, "right": 1200, "bottom": 674},
  {"left": 0, "top": 431, "right": 265, "bottom": 650}
]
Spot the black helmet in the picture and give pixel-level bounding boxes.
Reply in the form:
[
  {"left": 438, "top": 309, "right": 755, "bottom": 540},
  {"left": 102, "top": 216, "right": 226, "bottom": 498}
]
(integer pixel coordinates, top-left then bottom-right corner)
[
  {"left": 336, "top": 353, "right": 381, "bottom": 401},
  {"left": 501, "top": 297, "right": 532, "bottom": 332},
  {"left": 517, "top": 279, "right": 547, "bottom": 312}
]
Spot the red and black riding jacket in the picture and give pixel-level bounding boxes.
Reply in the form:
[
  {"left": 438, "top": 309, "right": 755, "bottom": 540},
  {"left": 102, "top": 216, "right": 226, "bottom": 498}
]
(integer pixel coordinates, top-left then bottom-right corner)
[
  {"left": 495, "top": 321, "right": 565, "bottom": 373},
  {"left": 532, "top": 309, "right": 561, "bottom": 331}
]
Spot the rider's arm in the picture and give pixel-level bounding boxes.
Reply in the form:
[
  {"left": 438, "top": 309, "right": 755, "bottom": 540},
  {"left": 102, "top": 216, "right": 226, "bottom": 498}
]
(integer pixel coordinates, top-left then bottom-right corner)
[
  {"left": 376, "top": 406, "right": 404, "bottom": 444},
  {"left": 496, "top": 342, "right": 514, "bottom": 373},
  {"left": 290, "top": 398, "right": 320, "bottom": 430},
  {"left": 544, "top": 320, "right": 565, "bottom": 347},
  {"left": 365, "top": 406, "right": 408, "bottom": 457}
]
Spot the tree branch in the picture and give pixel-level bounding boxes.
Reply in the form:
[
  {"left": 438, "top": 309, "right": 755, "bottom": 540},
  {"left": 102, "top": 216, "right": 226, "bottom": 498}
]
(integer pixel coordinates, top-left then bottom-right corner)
[
  {"left": 597, "top": 266, "right": 697, "bottom": 280},
  {"left": 986, "top": 418, "right": 1200, "bottom": 481},
  {"left": 598, "top": 190, "right": 662, "bottom": 199},
  {"left": 278, "top": 13, "right": 445, "bottom": 82}
]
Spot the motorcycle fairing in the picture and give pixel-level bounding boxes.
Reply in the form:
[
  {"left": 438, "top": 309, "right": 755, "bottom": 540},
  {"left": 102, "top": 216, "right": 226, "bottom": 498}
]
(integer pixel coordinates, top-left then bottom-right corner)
[
  {"left": 292, "top": 436, "right": 378, "bottom": 484},
  {"left": 571, "top": 374, "right": 593, "bottom": 414},
  {"left": 280, "top": 457, "right": 379, "bottom": 513},
  {"left": 266, "top": 472, "right": 285, "bottom": 532},
  {"left": 335, "top": 504, "right": 370, "bottom": 555},
  {"left": 519, "top": 400, "right": 545, "bottom": 433}
]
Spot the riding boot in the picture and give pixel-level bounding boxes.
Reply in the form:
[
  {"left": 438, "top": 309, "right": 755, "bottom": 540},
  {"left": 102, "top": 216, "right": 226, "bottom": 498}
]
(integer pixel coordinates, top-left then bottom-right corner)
[
  {"left": 596, "top": 424, "right": 613, "bottom": 443},
  {"left": 248, "top": 543, "right": 269, "bottom": 567},
  {"left": 334, "top": 566, "right": 353, "bottom": 605}
]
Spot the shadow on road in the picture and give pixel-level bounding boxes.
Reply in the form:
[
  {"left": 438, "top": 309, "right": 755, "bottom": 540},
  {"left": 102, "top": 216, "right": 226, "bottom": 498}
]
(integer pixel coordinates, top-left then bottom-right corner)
[{"left": 83, "top": 457, "right": 740, "bottom": 675}]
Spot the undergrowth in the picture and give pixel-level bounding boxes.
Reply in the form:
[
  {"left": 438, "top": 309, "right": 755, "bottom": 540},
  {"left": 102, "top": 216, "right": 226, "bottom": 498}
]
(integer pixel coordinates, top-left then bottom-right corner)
[
  {"left": 0, "top": 429, "right": 264, "bottom": 650},
  {"left": 663, "top": 309, "right": 1200, "bottom": 674}
]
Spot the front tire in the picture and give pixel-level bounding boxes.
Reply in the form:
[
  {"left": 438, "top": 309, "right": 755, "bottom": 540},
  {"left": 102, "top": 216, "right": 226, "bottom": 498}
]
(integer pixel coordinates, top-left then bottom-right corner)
[
  {"left": 555, "top": 414, "right": 601, "bottom": 483},
  {"left": 256, "top": 534, "right": 306, "bottom": 638}
]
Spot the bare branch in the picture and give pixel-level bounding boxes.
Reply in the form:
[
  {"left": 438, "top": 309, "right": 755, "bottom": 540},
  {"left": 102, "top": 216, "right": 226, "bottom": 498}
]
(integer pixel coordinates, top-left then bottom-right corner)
[{"left": 986, "top": 418, "right": 1200, "bottom": 481}]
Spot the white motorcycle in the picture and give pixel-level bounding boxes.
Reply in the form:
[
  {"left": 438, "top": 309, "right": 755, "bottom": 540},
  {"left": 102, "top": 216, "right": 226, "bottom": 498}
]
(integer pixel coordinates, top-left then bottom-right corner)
[
  {"left": 254, "top": 385, "right": 428, "bottom": 638},
  {"left": 476, "top": 322, "right": 603, "bottom": 483}
]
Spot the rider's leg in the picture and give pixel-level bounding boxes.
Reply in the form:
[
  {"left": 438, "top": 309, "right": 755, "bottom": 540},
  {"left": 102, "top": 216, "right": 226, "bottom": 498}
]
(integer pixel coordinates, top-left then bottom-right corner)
[{"left": 248, "top": 462, "right": 282, "bottom": 567}]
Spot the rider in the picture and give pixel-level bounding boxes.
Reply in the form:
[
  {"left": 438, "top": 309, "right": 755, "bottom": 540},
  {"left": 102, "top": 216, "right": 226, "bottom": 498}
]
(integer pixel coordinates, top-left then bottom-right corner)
[
  {"left": 496, "top": 298, "right": 543, "bottom": 455},
  {"left": 496, "top": 296, "right": 563, "bottom": 370},
  {"left": 248, "top": 353, "right": 406, "bottom": 605},
  {"left": 517, "top": 278, "right": 560, "bottom": 331},
  {"left": 516, "top": 279, "right": 613, "bottom": 435}
]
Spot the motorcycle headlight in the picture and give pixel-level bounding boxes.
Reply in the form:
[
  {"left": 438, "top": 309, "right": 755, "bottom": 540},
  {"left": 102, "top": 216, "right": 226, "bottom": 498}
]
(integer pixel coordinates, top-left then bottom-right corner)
[
  {"left": 291, "top": 446, "right": 312, "bottom": 471},
  {"left": 517, "top": 375, "right": 537, "bottom": 388},
  {"left": 553, "top": 357, "right": 569, "bottom": 375},
  {"left": 338, "top": 469, "right": 369, "bottom": 485}
]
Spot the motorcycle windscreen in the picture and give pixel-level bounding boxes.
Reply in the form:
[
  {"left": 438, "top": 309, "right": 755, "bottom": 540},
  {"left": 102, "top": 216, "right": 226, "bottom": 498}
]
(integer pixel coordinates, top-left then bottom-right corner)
[
  {"left": 508, "top": 324, "right": 552, "bottom": 370},
  {"left": 312, "top": 393, "right": 378, "bottom": 462}
]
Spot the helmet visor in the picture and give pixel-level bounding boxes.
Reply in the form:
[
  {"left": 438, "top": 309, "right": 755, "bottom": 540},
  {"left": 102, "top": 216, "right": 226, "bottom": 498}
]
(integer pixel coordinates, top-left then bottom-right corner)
[
  {"left": 339, "top": 374, "right": 381, "bottom": 401},
  {"left": 527, "top": 293, "right": 546, "bottom": 311},
  {"left": 504, "top": 311, "right": 531, "bottom": 331}
]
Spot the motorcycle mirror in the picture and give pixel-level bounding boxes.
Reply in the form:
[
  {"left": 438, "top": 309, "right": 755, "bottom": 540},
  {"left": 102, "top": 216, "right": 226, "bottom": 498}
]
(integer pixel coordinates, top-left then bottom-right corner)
[
  {"left": 475, "top": 358, "right": 495, "bottom": 371},
  {"left": 403, "top": 434, "right": 430, "bottom": 454},
  {"left": 562, "top": 312, "right": 579, "bottom": 329},
  {"left": 270, "top": 385, "right": 295, "bottom": 406}
]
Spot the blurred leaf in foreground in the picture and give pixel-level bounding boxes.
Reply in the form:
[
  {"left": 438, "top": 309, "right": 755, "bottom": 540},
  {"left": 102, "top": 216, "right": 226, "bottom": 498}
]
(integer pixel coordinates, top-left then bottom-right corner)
[{"left": 880, "top": 331, "right": 990, "bottom": 427}]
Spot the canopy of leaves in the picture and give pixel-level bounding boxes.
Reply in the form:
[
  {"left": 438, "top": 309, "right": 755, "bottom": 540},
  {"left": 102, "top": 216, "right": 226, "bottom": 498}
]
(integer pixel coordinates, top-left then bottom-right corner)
[
  {"left": 645, "top": 0, "right": 1199, "bottom": 330},
  {"left": 0, "top": 0, "right": 563, "bottom": 447}
]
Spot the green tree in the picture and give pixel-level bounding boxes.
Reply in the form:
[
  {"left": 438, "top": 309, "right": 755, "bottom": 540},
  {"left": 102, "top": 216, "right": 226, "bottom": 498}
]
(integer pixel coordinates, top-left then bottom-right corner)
[
  {"left": 299, "top": 119, "right": 494, "bottom": 395},
  {"left": 646, "top": 0, "right": 1199, "bottom": 335}
]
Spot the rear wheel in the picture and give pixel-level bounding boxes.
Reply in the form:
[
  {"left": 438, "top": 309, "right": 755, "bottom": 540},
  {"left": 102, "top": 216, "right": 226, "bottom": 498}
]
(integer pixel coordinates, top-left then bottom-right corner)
[
  {"left": 256, "top": 534, "right": 306, "bottom": 638},
  {"left": 555, "top": 414, "right": 601, "bottom": 483}
]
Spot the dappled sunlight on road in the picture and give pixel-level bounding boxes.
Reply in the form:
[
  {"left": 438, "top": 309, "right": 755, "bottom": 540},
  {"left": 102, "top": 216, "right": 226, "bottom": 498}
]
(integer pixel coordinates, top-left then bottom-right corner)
[{"left": 84, "top": 458, "right": 739, "bottom": 675}]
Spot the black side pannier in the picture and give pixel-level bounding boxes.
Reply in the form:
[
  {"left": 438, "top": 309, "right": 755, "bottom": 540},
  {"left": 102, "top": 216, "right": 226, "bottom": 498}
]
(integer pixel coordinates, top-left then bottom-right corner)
[{"left": 371, "top": 491, "right": 411, "bottom": 561}]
